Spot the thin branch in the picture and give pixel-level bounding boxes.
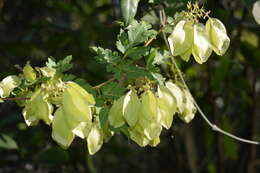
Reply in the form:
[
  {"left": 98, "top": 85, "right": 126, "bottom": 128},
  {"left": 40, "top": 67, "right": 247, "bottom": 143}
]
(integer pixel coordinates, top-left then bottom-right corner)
[
  {"left": 159, "top": 8, "right": 260, "bottom": 145},
  {"left": 93, "top": 77, "right": 116, "bottom": 89},
  {"left": 2, "top": 97, "right": 30, "bottom": 101}
]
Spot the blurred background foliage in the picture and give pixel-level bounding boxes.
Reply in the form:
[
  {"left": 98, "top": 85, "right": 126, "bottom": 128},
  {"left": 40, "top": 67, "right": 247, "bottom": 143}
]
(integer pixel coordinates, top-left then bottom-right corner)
[{"left": 0, "top": 0, "right": 259, "bottom": 173}]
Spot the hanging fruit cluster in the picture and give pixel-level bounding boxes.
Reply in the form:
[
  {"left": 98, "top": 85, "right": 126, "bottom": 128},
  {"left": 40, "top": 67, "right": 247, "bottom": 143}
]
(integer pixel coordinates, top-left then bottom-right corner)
[
  {"left": 168, "top": 2, "right": 230, "bottom": 64},
  {"left": 0, "top": 2, "right": 231, "bottom": 155}
]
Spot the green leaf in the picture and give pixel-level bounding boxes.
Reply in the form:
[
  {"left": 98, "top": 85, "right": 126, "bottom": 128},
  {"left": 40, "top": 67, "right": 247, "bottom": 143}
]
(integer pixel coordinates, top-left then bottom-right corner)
[
  {"left": 46, "top": 55, "right": 73, "bottom": 73},
  {"left": 46, "top": 57, "right": 57, "bottom": 69},
  {"left": 99, "top": 107, "right": 109, "bottom": 128},
  {"left": 125, "top": 47, "right": 149, "bottom": 60},
  {"left": 116, "top": 29, "right": 129, "bottom": 53},
  {"left": 121, "top": 0, "right": 140, "bottom": 25},
  {"left": 101, "top": 82, "right": 126, "bottom": 100},
  {"left": 253, "top": 1, "right": 260, "bottom": 24},
  {"left": 0, "top": 134, "right": 18, "bottom": 150},
  {"left": 56, "top": 55, "right": 73, "bottom": 73},
  {"left": 127, "top": 20, "right": 157, "bottom": 47},
  {"left": 151, "top": 72, "right": 165, "bottom": 86},
  {"left": 92, "top": 47, "right": 121, "bottom": 65}
]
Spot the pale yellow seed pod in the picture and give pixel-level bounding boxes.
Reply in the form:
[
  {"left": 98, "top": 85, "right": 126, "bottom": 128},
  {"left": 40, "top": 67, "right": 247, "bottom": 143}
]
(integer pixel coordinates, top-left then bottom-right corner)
[
  {"left": 157, "top": 85, "right": 177, "bottom": 129},
  {"left": 192, "top": 23, "right": 212, "bottom": 64},
  {"left": 140, "top": 90, "right": 160, "bottom": 122},
  {"left": 165, "top": 81, "right": 184, "bottom": 114},
  {"left": 108, "top": 96, "right": 125, "bottom": 128},
  {"left": 168, "top": 20, "right": 193, "bottom": 57},
  {"left": 52, "top": 107, "right": 75, "bottom": 149},
  {"left": 62, "top": 82, "right": 94, "bottom": 138},
  {"left": 180, "top": 90, "right": 197, "bottom": 123},
  {"left": 23, "top": 62, "right": 36, "bottom": 82},
  {"left": 0, "top": 75, "right": 21, "bottom": 98},
  {"left": 149, "top": 137, "right": 160, "bottom": 147},
  {"left": 22, "top": 89, "right": 53, "bottom": 126},
  {"left": 140, "top": 119, "right": 162, "bottom": 140},
  {"left": 129, "top": 124, "right": 150, "bottom": 147},
  {"left": 206, "top": 18, "right": 230, "bottom": 56},
  {"left": 123, "top": 90, "right": 141, "bottom": 127},
  {"left": 87, "top": 122, "right": 103, "bottom": 155}
]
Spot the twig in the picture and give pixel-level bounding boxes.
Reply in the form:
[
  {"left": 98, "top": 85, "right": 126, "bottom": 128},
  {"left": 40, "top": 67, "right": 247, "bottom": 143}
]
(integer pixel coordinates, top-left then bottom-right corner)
[
  {"left": 2, "top": 97, "right": 30, "bottom": 101},
  {"left": 159, "top": 8, "right": 260, "bottom": 145},
  {"left": 93, "top": 77, "right": 116, "bottom": 89}
]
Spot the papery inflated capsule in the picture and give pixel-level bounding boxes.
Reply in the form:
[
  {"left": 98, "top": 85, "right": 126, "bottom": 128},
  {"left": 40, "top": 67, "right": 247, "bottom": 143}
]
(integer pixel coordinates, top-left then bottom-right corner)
[
  {"left": 168, "top": 20, "right": 193, "bottom": 57},
  {"left": 149, "top": 137, "right": 160, "bottom": 147},
  {"left": 165, "top": 81, "right": 184, "bottom": 114},
  {"left": 87, "top": 122, "right": 103, "bottom": 155},
  {"left": 206, "top": 18, "right": 230, "bottom": 56},
  {"left": 139, "top": 119, "right": 162, "bottom": 140},
  {"left": 157, "top": 85, "right": 177, "bottom": 129},
  {"left": 108, "top": 96, "right": 125, "bottom": 128},
  {"left": 22, "top": 89, "right": 53, "bottom": 126},
  {"left": 140, "top": 90, "right": 160, "bottom": 122},
  {"left": 23, "top": 62, "right": 36, "bottom": 82},
  {"left": 123, "top": 90, "right": 141, "bottom": 127},
  {"left": 180, "top": 90, "right": 197, "bottom": 123},
  {"left": 62, "top": 82, "right": 94, "bottom": 138},
  {"left": 129, "top": 124, "right": 150, "bottom": 147},
  {"left": 52, "top": 107, "right": 75, "bottom": 149},
  {"left": 192, "top": 23, "right": 212, "bottom": 64},
  {"left": 0, "top": 75, "right": 21, "bottom": 98}
]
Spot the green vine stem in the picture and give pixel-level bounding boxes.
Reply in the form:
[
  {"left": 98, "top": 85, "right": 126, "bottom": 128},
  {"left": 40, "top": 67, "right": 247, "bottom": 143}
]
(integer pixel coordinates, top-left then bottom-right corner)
[{"left": 159, "top": 8, "right": 260, "bottom": 145}]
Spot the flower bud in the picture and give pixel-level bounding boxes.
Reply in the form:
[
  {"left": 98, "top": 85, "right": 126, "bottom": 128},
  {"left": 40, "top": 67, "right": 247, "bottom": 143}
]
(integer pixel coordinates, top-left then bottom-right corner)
[
  {"left": 52, "top": 108, "right": 75, "bottom": 149},
  {"left": 192, "top": 23, "right": 212, "bottom": 64},
  {"left": 0, "top": 75, "right": 21, "bottom": 98},
  {"left": 108, "top": 96, "right": 125, "bottom": 128},
  {"left": 123, "top": 90, "right": 141, "bottom": 127},
  {"left": 206, "top": 18, "right": 230, "bottom": 56},
  {"left": 168, "top": 20, "right": 193, "bottom": 57},
  {"left": 23, "top": 62, "right": 36, "bottom": 82}
]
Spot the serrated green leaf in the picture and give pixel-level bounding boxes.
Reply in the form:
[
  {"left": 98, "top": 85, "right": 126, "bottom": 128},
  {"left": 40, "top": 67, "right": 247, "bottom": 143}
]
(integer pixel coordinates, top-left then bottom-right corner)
[
  {"left": 125, "top": 47, "right": 149, "bottom": 60},
  {"left": 116, "top": 29, "right": 129, "bottom": 53},
  {"left": 56, "top": 55, "right": 73, "bottom": 73},
  {"left": 101, "top": 82, "right": 126, "bottom": 100},
  {"left": 121, "top": 0, "right": 140, "bottom": 25},
  {"left": 92, "top": 47, "right": 121, "bottom": 65},
  {"left": 46, "top": 57, "right": 57, "bottom": 69},
  {"left": 127, "top": 20, "right": 157, "bottom": 47}
]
